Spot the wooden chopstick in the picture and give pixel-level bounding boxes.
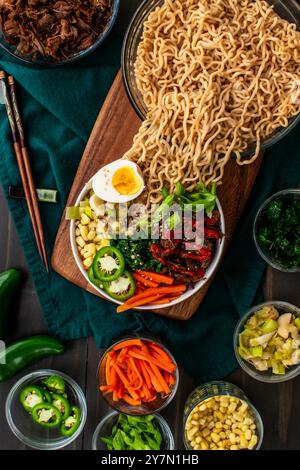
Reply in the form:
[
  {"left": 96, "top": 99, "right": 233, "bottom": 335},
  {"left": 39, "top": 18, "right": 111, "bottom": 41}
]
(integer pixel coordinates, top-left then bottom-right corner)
[{"left": 0, "top": 71, "right": 49, "bottom": 271}]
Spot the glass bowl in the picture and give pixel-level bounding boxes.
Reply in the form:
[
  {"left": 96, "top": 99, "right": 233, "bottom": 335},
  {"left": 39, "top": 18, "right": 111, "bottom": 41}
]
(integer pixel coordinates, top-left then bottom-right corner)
[
  {"left": 234, "top": 301, "right": 300, "bottom": 383},
  {"left": 253, "top": 189, "right": 300, "bottom": 273},
  {"left": 121, "top": 0, "right": 300, "bottom": 155},
  {"left": 0, "top": 0, "right": 120, "bottom": 67},
  {"left": 92, "top": 410, "right": 174, "bottom": 450},
  {"left": 183, "top": 381, "right": 264, "bottom": 450},
  {"left": 5, "top": 369, "right": 87, "bottom": 450},
  {"left": 98, "top": 335, "right": 179, "bottom": 415}
]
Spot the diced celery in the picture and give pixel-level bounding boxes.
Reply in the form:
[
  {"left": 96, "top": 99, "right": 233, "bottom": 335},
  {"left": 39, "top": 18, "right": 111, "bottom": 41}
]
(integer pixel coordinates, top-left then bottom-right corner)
[
  {"left": 80, "top": 200, "right": 90, "bottom": 207},
  {"left": 238, "top": 346, "right": 251, "bottom": 360},
  {"left": 294, "top": 317, "right": 300, "bottom": 330},
  {"left": 84, "top": 207, "right": 94, "bottom": 219},
  {"left": 66, "top": 206, "right": 81, "bottom": 220},
  {"left": 249, "top": 346, "right": 263, "bottom": 358},
  {"left": 271, "top": 361, "right": 286, "bottom": 375},
  {"left": 261, "top": 319, "right": 278, "bottom": 333}
]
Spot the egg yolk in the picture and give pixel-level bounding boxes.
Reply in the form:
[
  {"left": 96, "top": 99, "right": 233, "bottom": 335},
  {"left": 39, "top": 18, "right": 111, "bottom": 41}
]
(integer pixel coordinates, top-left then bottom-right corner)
[{"left": 112, "top": 166, "right": 142, "bottom": 196}]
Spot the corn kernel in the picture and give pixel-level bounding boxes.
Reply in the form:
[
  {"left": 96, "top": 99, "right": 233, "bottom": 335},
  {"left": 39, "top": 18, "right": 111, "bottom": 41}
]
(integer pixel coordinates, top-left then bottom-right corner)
[
  {"left": 230, "top": 445, "right": 238, "bottom": 450},
  {"left": 248, "top": 435, "right": 258, "bottom": 450},
  {"left": 81, "top": 213, "right": 90, "bottom": 225},
  {"left": 87, "top": 230, "right": 96, "bottom": 241},
  {"left": 75, "top": 228, "right": 80, "bottom": 236},
  {"left": 76, "top": 236, "right": 85, "bottom": 248},
  {"left": 211, "top": 433, "right": 220, "bottom": 443},
  {"left": 83, "top": 257, "right": 93, "bottom": 268},
  {"left": 238, "top": 402, "right": 248, "bottom": 414},
  {"left": 201, "top": 441, "right": 209, "bottom": 450},
  {"left": 245, "top": 430, "right": 252, "bottom": 441},
  {"left": 199, "top": 404, "right": 207, "bottom": 412},
  {"left": 80, "top": 226, "right": 88, "bottom": 240},
  {"left": 240, "top": 437, "right": 248, "bottom": 449}
]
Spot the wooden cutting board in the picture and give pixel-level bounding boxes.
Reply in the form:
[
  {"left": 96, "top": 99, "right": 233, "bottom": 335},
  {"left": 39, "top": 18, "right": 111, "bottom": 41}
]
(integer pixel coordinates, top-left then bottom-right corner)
[{"left": 51, "top": 70, "right": 263, "bottom": 320}]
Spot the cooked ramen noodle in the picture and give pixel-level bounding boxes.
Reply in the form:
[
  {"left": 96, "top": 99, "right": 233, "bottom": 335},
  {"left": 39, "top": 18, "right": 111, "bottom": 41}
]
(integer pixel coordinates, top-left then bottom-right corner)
[{"left": 123, "top": 0, "right": 300, "bottom": 204}]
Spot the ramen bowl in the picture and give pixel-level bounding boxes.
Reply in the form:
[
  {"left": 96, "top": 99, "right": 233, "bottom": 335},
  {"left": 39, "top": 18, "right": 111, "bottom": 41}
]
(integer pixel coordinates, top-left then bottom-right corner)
[{"left": 70, "top": 179, "right": 225, "bottom": 310}]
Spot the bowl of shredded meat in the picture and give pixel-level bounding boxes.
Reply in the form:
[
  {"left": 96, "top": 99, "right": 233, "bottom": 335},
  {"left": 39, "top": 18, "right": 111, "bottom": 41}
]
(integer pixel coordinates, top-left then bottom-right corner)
[{"left": 0, "top": 0, "right": 120, "bottom": 65}]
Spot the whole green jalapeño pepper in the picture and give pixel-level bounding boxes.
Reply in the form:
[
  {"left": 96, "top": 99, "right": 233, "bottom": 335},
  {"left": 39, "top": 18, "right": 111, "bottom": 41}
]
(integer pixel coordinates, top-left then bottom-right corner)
[
  {"left": 51, "top": 393, "right": 70, "bottom": 420},
  {"left": 61, "top": 405, "right": 81, "bottom": 437},
  {"left": 0, "top": 268, "right": 22, "bottom": 340},
  {"left": 19, "top": 385, "right": 44, "bottom": 412},
  {"left": 31, "top": 403, "right": 62, "bottom": 428},
  {"left": 92, "top": 246, "right": 125, "bottom": 282},
  {"left": 42, "top": 375, "right": 66, "bottom": 394},
  {"left": 103, "top": 270, "right": 136, "bottom": 301},
  {"left": 0, "top": 336, "right": 64, "bottom": 383}
]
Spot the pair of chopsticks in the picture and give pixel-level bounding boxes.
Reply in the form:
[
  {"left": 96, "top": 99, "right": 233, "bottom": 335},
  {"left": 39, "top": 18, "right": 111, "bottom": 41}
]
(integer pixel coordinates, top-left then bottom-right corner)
[{"left": 0, "top": 71, "right": 49, "bottom": 272}]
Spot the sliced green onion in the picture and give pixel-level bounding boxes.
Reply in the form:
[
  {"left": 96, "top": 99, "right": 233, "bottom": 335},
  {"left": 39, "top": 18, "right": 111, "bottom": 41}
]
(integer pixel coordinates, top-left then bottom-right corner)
[
  {"left": 36, "top": 189, "right": 58, "bottom": 203},
  {"left": 66, "top": 206, "right": 81, "bottom": 220}
]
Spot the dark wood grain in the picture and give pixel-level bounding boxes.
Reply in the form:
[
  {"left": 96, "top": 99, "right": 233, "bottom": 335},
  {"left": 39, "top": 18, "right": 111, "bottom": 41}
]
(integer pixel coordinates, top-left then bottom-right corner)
[
  {"left": 1, "top": 0, "right": 300, "bottom": 451},
  {"left": 51, "top": 70, "right": 263, "bottom": 320}
]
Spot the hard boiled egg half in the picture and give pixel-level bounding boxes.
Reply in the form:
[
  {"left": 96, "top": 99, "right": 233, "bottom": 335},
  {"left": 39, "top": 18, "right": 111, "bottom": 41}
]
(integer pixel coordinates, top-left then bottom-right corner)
[{"left": 92, "top": 159, "right": 145, "bottom": 203}]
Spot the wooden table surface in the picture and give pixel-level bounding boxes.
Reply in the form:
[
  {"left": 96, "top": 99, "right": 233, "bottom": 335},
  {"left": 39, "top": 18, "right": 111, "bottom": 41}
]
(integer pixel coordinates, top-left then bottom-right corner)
[{"left": 1, "top": 0, "right": 300, "bottom": 451}]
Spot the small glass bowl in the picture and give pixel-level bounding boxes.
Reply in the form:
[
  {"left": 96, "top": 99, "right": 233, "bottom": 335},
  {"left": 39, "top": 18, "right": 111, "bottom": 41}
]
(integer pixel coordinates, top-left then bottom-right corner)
[
  {"left": 92, "top": 410, "right": 174, "bottom": 450},
  {"left": 121, "top": 0, "right": 300, "bottom": 155},
  {"left": 0, "top": 0, "right": 120, "bottom": 67},
  {"left": 253, "top": 189, "right": 300, "bottom": 273},
  {"left": 5, "top": 369, "right": 87, "bottom": 450},
  {"left": 98, "top": 335, "right": 179, "bottom": 415},
  {"left": 183, "top": 381, "right": 264, "bottom": 450},
  {"left": 234, "top": 301, "right": 300, "bottom": 383}
]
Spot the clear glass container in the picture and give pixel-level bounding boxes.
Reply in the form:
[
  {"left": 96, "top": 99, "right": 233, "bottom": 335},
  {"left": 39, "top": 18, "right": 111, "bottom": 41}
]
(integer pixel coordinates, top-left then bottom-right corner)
[
  {"left": 183, "top": 381, "right": 264, "bottom": 450},
  {"left": 5, "top": 369, "right": 87, "bottom": 450},
  {"left": 234, "top": 301, "right": 300, "bottom": 383},
  {"left": 121, "top": 0, "right": 300, "bottom": 155},
  {"left": 253, "top": 189, "right": 300, "bottom": 273},
  {"left": 98, "top": 334, "right": 179, "bottom": 415},
  {"left": 92, "top": 410, "right": 174, "bottom": 450},
  {"left": 0, "top": 0, "right": 120, "bottom": 67}
]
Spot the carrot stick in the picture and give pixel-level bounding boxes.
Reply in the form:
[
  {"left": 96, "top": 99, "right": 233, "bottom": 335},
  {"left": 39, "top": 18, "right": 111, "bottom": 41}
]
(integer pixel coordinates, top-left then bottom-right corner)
[
  {"left": 128, "top": 348, "right": 176, "bottom": 373},
  {"left": 113, "top": 339, "right": 143, "bottom": 351},
  {"left": 139, "top": 360, "right": 152, "bottom": 389},
  {"left": 150, "top": 343, "right": 174, "bottom": 365},
  {"left": 136, "top": 270, "right": 174, "bottom": 285},
  {"left": 125, "top": 285, "right": 186, "bottom": 305},
  {"left": 117, "top": 295, "right": 163, "bottom": 313},
  {"left": 133, "top": 272, "right": 159, "bottom": 288},
  {"left": 149, "top": 298, "right": 172, "bottom": 305},
  {"left": 123, "top": 395, "right": 141, "bottom": 406},
  {"left": 99, "top": 385, "right": 113, "bottom": 392},
  {"left": 112, "top": 363, "right": 129, "bottom": 387},
  {"left": 105, "top": 356, "right": 111, "bottom": 385},
  {"left": 149, "top": 362, "right": 170, "bottom": 395}
]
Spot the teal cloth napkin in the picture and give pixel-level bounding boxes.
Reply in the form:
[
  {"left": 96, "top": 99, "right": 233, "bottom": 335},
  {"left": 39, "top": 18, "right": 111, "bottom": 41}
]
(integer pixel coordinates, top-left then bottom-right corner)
[{"left": 0, "top": 36, "right": 299, "bottom": 382}]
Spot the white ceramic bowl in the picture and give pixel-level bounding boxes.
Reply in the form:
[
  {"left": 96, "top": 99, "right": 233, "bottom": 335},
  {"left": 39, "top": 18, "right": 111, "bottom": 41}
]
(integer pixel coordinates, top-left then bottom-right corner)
[{"left": 70, "top": 180, "right": 225, "bottom": 310}]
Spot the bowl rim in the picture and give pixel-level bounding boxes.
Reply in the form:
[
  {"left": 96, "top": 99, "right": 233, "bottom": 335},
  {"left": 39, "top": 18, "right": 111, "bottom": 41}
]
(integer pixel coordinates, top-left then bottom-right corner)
[
  {"left": 92, "top": 409, "right": 175, "bottom": 450},
  {"left": 0, "top": 0, "right": 120, "bottom": 67},
  {"left": 253, "top": 188, "right": 300, "bottom": 273},
  {"left": 233, "top": 301, "right": 300, "bottom": 383},
  {"left": 97, "top": 334, "right": 179, "bottom": 415},
  {"left": 69, "top": 178, "right": 226, "bottom": 310},
  {"left": 5, "top": 369, "right": 87, "bottom": 450},
  {"left": 182, "top": 380, "right": 264, "bottom": 450},
  {"left": 121, "top": 0, "right": 300, "bottom": 156}
]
